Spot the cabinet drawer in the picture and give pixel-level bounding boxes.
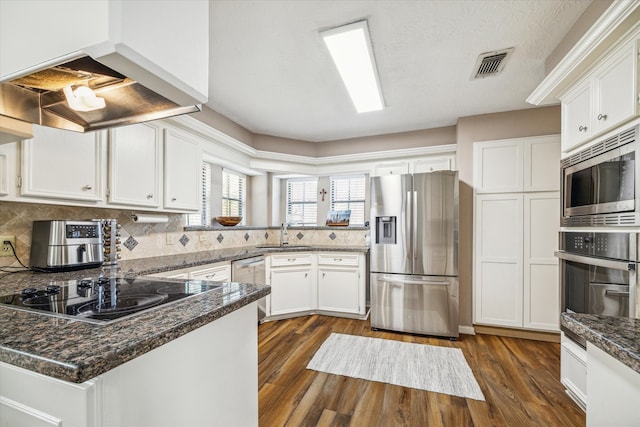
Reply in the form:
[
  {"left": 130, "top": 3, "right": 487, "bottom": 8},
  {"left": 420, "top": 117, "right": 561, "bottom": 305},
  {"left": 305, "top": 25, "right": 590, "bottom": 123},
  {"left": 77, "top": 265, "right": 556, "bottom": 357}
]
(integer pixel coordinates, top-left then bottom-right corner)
[
  {"left": 270, "top": 254, "right": 313, "bottom": 267},
  {"left": 190, "top": 265, "right": 231, "bottom": 281},
  {"left": 317, "top": 253, "right": 359, "bottom": 267}
]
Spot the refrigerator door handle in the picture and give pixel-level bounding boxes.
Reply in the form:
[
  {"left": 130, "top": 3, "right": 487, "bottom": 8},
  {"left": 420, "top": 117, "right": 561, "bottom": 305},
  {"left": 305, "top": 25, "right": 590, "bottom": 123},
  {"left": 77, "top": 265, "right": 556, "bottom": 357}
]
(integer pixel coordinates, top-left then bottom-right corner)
[
  {"left": 412, "top": 190, "right": 418, "bottom": 271},
  {"left": 378, "top": 276, "right": 450, "bottom": 286}
]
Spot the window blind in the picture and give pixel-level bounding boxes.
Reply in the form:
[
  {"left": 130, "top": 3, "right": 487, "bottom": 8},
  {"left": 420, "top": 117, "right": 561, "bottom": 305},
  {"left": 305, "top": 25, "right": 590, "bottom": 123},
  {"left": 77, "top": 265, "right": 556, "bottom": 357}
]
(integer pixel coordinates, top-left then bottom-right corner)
[
  {"left": 330, "top": 174, "right": 366, "bottom": 226},
  {"left": 287, "top": 178, "right": 318, "bottom": 225},
  {"left": 187, "top": 162, "right": 212, "bottom": 226},
  {"left": 222, "top": 169, "right": 246, "bottom": 222}
]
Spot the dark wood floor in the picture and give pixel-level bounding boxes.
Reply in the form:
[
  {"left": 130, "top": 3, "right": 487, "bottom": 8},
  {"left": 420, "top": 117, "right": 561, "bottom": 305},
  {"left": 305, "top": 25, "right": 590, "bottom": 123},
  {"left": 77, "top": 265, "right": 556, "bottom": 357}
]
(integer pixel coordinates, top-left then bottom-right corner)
[{"left": 258, "top": 315, "right": 585, "bottom": 427}]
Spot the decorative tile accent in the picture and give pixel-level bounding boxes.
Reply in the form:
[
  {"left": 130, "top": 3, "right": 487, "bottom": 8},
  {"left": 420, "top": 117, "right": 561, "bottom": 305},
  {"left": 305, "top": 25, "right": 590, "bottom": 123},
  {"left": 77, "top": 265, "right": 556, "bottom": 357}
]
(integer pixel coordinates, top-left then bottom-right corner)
[
  {"left": 244, "top": 233, "right": 250, "bottom": 241},
  {"left": 179, "top": 234, "right": 190, "bottom": 247},
  {"left": 296, "top": 232, "right": 304, "bottom": 240},
  {"left": 329, "top": 232, "right": 337, "bottom": 240},
  {"left": 264, "top": 232, "right": 269, "bottom": 239},
  {"left": 123, "top": 236, "right": 138, "bottom": 251},
  {"left": 217, "top": 234, "right": 224, "bottom": 243}
]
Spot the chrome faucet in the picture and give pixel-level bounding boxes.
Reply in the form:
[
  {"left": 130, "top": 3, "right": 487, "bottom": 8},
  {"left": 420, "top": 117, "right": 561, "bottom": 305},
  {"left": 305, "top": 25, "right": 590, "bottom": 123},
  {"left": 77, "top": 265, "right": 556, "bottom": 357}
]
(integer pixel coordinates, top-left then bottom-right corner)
[{"left": 280, "top": 223, "right": 289, "bottom": 246}]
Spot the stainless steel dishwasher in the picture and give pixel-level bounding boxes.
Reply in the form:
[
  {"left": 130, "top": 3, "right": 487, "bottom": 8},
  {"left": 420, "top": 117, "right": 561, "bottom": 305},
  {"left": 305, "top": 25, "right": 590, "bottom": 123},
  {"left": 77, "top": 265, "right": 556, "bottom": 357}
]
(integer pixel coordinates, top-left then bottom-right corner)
[{"left": 232, "top": 256, "right": 267, "bottom": 323}]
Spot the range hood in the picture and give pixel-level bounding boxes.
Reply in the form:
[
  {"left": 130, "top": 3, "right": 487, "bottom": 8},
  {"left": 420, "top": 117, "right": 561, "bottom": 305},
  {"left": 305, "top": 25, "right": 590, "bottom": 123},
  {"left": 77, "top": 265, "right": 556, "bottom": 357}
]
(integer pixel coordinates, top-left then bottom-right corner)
[{"left": 0, "top": 56, "right": 201, "bottom": 133}]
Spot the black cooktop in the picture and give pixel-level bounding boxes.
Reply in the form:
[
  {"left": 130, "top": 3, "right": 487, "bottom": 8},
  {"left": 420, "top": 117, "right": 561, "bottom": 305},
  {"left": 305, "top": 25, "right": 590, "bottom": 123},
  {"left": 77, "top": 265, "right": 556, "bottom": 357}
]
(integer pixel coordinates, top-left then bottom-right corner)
[{"left": 0, "top": 276, "right": 222, "bottom": 324}]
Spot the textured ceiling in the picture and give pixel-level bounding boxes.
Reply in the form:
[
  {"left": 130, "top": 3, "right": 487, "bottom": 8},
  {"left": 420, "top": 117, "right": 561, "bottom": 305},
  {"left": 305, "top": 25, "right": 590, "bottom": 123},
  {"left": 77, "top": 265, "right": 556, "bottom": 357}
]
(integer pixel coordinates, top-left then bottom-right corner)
[{"left": 208, "top": 0, "right": 592, "bottom": 142}]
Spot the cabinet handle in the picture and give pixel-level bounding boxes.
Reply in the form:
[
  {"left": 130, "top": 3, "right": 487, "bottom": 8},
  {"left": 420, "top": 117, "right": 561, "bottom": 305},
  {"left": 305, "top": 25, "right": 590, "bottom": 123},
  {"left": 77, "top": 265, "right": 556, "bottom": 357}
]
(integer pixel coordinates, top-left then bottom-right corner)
[
  {"left": 333, "top": 258, "right": 342, "bottom": 262},
  {"left": 206, "top": 273, "right": 216, "bottom": 279},
  {"left": 287, "top": 258, "right": 296, "bottom": 262},
  {"left": 578, "top": 125, "right": 587, "bottom": 132},
  {"left": 147, "top": 193, "right": 154, "bottom": 199},
  {"left": 82, "top": 185, "right": 93, "bottom": 190},
  {"left": 322, "top": 272, "right": 326, "bottom": 278},
  {"left": 305, "top": 273, "right": 308, "bottom": 278},
  {"left": 597, "top": 113, "right": 608, "bottom": 121},
  {"left": 171, "top": 197, "right": 177, "bottom": 202}
]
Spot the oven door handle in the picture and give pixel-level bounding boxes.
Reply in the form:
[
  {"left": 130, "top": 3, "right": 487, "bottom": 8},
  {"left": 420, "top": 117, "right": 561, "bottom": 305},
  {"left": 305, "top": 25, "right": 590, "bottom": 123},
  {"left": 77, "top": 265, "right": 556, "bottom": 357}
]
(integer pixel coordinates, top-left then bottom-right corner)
[{"left": 555, "top": 251, "right": 634, "bottom": 271}]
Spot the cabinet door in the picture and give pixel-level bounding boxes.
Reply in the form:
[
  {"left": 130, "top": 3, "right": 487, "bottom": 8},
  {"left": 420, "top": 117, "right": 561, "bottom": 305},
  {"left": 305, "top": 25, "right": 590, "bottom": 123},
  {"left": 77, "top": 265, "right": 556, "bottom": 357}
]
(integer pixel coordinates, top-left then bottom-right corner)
[
  {"left": 190, "top": 263, "right": 231, "bottom": 282},
  {"left": 561, "top": 80, "right": 592, "bottom": 153},
  {"left": 270, "top": 267, "right": 314, "bottom": 315},
  {"left": 108, "top": 124, "right": 160, "bottom": 207},
  {"left": 21, "top": 126, "right": 102, "bottom": 201},
  {"left": 317, "top": 267, "right": 360, "bottom": 314},
  {"left": 523, "top": 137, "right": 560, "bottom": 192},
  {"left": 413, "top": 157, "right": 452, "bottom": 173},
  {"left": 593, "top": 40, "right": 638, "bottom": 134},
  {"left": 373, "top": 162, "right": 409, "bottom": 176},
  {"left": 0, "top": 142, "right": 17, "bottom": 197},
  {"left": 473, "top": 140, "right": 523, "bottom": 193},
  {"left": 474, "top": 193, "right": 523, "bottom": 327},
  {"left": 523, "top": 192, "right": 560, "bottom": 331},
  {"left": 164, "top": 129, "right": 200, "bottom": 211}
]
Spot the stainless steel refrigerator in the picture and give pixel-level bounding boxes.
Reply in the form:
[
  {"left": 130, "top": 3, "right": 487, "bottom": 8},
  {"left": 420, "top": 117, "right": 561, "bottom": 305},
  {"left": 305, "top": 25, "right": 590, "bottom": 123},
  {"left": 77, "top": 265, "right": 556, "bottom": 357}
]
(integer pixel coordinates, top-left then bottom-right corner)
[{"left": 370, "top": 170, "right": 459, "bottom": 338}]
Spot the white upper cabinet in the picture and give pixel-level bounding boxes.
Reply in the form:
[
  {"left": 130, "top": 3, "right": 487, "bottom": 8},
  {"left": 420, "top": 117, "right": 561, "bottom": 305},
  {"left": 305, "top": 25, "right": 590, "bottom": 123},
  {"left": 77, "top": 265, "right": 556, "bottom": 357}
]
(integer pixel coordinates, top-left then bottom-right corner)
[
  {"left": 561, "top": 80, "right": 592, "bottom": 153},
  {"left": 560, "top": 34, "right": 639, "bottom": 153},
  {"left": 474, "top": 135, "right": 560, "bottom": 193},
  {"left": 21, "top": 126, "right": 103, "bottom": 202},
  {"left": 163, "top": 129, "right": 200, "bottom": 211},
  {"left": 108, "top": 124, "right": 161, "bottom": 208},
  {"left": 593, "top": 40, "right": 638, "bottom": 134},
  {"left": 0, "top": 1, "right": 208, "bottom": 105}
]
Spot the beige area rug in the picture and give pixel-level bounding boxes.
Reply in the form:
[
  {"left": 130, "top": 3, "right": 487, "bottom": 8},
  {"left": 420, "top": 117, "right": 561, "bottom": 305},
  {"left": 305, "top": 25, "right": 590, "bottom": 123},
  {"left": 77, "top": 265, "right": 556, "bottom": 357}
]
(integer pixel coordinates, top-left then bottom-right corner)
[{"left": 307, "top": 333, "right": 485, "bottom": 401}]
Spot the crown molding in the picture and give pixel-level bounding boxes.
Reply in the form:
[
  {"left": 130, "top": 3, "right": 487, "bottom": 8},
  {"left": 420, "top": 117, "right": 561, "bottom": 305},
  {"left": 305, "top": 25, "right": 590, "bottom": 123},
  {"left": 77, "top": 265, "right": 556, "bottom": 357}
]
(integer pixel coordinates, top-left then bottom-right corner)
[{"left": 527, "top": 0, "right": 639, "bottom": 106}]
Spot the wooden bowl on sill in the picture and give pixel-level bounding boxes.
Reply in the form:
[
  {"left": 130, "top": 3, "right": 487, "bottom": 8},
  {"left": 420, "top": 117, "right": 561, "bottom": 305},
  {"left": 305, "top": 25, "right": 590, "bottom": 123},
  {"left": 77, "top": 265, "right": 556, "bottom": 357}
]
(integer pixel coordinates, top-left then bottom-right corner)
[{"left": 214, "top": 216, "right": 243, "bottom": 226}]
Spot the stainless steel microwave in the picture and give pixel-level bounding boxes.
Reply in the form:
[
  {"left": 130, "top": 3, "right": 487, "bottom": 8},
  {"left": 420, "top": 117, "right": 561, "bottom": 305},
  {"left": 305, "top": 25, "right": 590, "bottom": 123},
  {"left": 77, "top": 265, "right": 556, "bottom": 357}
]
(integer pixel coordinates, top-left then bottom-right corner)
[{"left": 561, "top": 125, "right": 639, "bottom": 226}]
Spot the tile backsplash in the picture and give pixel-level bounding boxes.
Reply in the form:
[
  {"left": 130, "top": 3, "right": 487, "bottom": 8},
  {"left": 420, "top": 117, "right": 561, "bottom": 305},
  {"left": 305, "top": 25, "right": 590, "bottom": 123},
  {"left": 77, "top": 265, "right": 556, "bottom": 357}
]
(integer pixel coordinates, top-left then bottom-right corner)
[{"left": 0, "top": 201, "right": 367, "bottom": 268}]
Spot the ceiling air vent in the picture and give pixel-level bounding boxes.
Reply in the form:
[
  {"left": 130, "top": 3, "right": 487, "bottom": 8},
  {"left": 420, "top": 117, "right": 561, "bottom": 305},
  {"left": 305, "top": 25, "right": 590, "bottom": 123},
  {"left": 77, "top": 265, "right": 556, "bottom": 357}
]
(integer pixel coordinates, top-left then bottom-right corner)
[{"left": 471, "top": 48, "right": 514, "bottom": 79}]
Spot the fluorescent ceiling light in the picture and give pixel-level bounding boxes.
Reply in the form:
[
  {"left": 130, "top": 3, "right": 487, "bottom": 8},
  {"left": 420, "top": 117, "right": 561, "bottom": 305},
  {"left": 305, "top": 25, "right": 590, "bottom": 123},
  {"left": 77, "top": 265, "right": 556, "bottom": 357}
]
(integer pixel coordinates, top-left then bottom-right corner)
[{"left": 321, "top": 20, "right": 384, "bottom": 113}]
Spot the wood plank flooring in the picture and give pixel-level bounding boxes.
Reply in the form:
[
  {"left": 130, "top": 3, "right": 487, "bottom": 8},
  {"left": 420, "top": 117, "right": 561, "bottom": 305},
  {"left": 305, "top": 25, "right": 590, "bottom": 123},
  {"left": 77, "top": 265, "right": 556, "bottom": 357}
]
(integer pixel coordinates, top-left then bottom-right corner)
[{"left": 258, "top": 315, "right": 585, "bottom": 427}]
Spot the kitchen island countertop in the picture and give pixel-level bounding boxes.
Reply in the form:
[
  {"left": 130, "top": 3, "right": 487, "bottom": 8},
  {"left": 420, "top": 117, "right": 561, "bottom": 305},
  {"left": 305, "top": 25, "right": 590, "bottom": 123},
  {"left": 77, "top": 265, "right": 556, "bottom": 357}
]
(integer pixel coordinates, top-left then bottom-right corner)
[
  {"left": 0, "top": 245, "right": 368, "bottom": 383},
  {"left": 561, "top": 312, "right": 640, "bottom": 374}
]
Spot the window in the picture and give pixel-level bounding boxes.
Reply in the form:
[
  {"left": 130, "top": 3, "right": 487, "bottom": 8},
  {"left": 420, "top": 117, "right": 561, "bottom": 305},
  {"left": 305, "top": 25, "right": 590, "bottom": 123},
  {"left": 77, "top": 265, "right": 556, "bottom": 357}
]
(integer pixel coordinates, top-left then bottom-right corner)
[
  {"left": 222, "top": 169, "right": 246, "bottom": 220},
  {"left": 187, "top": 162, "right": 212, "bottom": 225},
  {"left": 186, "top": 164, "right": 246, "bottom": 226},
  {"left": 330, "top": 174, "right": 366, "bottom": 226},
  {"left": 286, "top": 178, "right": 318, "bottom": 225}
]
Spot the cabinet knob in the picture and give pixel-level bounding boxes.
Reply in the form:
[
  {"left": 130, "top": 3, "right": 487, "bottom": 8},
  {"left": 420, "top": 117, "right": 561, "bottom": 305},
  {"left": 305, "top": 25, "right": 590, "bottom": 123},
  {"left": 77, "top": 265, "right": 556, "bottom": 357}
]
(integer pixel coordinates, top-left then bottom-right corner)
[
  {"left": 171, "top": 197, "right": 177, "bottom": 202},
  {"left": 147, "top": 193, "right": 154, "bottom": 199},
  {"left": 597, "top": 113, "right": 608, "bottom": 121},
  {"left": 334, "top": 258, "right": 342, "bottom": 262},
  {"left": 578, "top": 125, "right": 588, "bottom": 132},
  {"left": 82, "top": 185, "right": 93, "bottom": 190}
]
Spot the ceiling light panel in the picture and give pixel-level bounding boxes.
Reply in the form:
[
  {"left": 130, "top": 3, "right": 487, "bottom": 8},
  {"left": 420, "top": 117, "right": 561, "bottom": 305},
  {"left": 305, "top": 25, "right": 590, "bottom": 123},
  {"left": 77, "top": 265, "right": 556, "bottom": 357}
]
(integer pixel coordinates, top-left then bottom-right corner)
[{"left": 321, "top": 20, "right": 384, "bottom": 113}]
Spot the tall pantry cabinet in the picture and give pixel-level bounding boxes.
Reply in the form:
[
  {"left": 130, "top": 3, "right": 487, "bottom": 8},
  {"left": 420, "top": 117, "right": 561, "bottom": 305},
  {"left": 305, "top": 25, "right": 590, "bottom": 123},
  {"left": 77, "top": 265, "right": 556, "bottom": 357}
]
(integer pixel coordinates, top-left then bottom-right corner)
[{"left": 473, "top": 135, "right": 561, "bottom": 332}]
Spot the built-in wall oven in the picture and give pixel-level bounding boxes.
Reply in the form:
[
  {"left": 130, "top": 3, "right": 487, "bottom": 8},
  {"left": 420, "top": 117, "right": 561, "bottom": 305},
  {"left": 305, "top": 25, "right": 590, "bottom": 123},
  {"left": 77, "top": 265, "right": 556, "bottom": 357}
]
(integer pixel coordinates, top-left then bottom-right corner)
[
  {"left": 561, "top": 124, "right": 639, "bottom": 226},
  {"left": 556, "top": 231, "right": 638, "bottom": 347}
]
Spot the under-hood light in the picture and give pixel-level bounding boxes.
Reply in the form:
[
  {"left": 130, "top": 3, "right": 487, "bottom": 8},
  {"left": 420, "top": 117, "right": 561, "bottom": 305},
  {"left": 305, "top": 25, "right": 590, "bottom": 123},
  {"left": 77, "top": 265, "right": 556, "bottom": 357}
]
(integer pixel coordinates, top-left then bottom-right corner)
[
  {"left": 63, "top": 85, "right": 106, "bottom": 112},
  {"left": 321, "top": 20, "right": 384, "bottom": 113}
]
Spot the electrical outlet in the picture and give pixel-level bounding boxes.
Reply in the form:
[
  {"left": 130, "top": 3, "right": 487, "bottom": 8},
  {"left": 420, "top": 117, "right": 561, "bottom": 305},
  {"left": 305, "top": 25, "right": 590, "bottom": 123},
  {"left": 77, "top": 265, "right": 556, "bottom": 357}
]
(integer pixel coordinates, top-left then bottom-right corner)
[
  {"left": 1, "top": 236, "right": 16, "bottom": 257},
  {"left": 166, "top": 233, "right": 175, "bottom": 245},
  {"left": 199, "top": 234, "right": 207, "bottom": 242}
]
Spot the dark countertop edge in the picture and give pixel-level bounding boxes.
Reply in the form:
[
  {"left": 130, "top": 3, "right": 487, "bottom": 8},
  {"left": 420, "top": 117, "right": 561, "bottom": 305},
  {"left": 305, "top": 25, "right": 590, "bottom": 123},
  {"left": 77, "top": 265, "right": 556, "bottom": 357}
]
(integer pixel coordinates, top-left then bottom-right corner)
[
  {"left": 0, "top": 288, "right": 270, "bottom": 383},
  {"left": 184, "top": 225, "right": 369, "bottom": 231},
  {"left": 560, "top": 313, "right": 640, "bottom": 374}
]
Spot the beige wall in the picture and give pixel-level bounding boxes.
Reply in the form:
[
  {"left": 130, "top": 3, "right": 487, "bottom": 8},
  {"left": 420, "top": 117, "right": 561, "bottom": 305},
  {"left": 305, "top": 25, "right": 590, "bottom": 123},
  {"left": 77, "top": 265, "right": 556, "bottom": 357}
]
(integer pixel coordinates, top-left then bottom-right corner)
[
  {"left": 456, "top": 105, "right": 561, "bottom": 327},
  {"left": 545, "top": 0, "right": 613, "bottom": 74}
]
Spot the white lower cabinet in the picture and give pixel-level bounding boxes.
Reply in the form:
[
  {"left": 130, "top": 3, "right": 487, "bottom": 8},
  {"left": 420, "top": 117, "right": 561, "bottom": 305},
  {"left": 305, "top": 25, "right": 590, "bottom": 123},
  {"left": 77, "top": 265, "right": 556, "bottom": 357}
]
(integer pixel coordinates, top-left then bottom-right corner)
[
  {"left": 561, "top": 333, "right": 587, "bottom": 410},
  {"left": 268, "top": 253, "right": 315, "bottom": 316},
  {"left": 146, "top": 261, "right": 231, "bottom": 282},
  {"left": 317, "top": 253, "right": 365, "bottom": 315},
  {"left": 189, "top": 262, "right": 231, "bottom": 282},
  {"left": 266, "top": 251, "right": 366, "bottom": 319}
]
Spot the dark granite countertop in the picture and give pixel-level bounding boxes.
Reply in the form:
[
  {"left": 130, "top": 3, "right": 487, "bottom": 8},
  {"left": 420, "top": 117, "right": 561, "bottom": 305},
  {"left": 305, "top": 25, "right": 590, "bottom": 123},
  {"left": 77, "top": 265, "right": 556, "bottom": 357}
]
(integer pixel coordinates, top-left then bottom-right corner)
[
  {"left": 561, "top": 312, "right": 640, "bottom": 374},
  {"left": 0, "top": 245, "right": 368, "bottom": 383}
]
